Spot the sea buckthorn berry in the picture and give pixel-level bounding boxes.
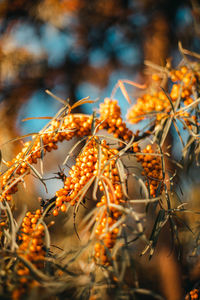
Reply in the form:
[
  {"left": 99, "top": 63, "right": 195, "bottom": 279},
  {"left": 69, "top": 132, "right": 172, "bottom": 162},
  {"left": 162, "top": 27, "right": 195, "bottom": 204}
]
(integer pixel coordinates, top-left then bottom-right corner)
[
  {"left": 152, "top": 74, "right": 160, "bottom": 81},
  {"left": 37, "top": 224, "right": 44, "bottom": 231},
  {"left": 31, "top": 217, "right": 37, "bottom": 224},
  {"left": 61, "top": 204, "right": 67, "bottom": 212}
]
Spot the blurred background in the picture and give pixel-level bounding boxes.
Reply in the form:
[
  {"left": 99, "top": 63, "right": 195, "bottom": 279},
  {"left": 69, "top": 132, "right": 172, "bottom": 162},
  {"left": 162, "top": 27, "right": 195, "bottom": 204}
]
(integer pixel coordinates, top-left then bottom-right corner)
[
  {"left": 0, "top": 0, "right": 199, "bottom": 139},
  {"left": 0, "top": 1, "right": 200, "bottom": 299}
]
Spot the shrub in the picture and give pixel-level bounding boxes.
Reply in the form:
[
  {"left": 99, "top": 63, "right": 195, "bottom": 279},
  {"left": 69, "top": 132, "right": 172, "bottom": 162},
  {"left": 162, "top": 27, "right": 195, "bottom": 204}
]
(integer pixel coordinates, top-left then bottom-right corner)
[{"left": 1, "top": 47, "right": 200, "bottom": 300}]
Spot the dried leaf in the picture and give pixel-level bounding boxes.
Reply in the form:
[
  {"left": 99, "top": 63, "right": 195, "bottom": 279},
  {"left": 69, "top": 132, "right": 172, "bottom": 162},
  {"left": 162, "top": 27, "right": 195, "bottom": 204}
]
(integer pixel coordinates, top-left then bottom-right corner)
[
  {"left": 22, "top": 116, "right": 53, "bottom": 122},
  {"left": 116, "top": 159, "right": 129, "bottom": 199},
  {"left": 70, "top": 97, "right": 99, "bottom": 111},
  {"left": 45, "top": 89, "right": 67, "bottom": 105}
]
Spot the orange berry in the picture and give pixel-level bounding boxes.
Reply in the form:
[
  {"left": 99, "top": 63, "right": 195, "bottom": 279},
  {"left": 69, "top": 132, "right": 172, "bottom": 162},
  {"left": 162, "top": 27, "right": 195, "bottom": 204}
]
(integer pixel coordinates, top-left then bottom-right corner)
[
  {"left": 61, "top": 204, "right": 67, "bottom": 212},
  {"left": 152, "top": 74, "right": 160, "bottom": 81},
  {"left": 53, "top": 209, "right": 59, "bottom": 217}
]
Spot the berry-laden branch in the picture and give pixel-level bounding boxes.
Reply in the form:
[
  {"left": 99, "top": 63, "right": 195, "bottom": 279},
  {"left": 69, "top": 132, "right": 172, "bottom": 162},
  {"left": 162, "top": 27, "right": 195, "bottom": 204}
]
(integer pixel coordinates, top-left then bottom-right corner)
[{"left": 0, "top": 53, "right": 200, "bottom": 300}]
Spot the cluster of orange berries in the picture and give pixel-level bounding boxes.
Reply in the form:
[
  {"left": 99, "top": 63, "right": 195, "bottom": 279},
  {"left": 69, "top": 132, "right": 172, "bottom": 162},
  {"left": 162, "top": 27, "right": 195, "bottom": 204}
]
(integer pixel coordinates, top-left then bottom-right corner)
[
  {"left": 17, "top": 209, "right": 45, "bottom": 270},
  {"left": 12, "top": 209, "right": 46, "bottom": 299},
  {"left": 94, "top": 141, "right": 122, "bottom": 264},
  {"left": 127, "top": 66, "right": 199, "bottom": 128},
  {"left": 170, "top": 66, "right": 197, "bottom": 85},
  {"left": 53, "top": 138, "right": 98, "bottom": 215},
  {"left": 134, "top": 143, "right": 163, "bottom": 198},
  {"left": 185, "top": 288, "right": 200, "bottom": 300},
  {"left": 98, "top": 98, "right": 132, "bottom": 140},
  {"left": 170, "top": 66, "right": 200, "bottom": 130},
  {"left": 127, "top": 90, "right": 170, "bottom": 123},
  {"left": 53, "top": 138, "right": 122, "bottom": 264}
]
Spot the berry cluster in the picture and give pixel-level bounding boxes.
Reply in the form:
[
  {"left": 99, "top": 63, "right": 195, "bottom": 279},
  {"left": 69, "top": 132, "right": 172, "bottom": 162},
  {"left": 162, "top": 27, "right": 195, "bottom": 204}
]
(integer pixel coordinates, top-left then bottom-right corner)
[
  {"left": 94, "top": 143, "right": 122, "bottom": 264},
  {"left": 169, "top": 66, "right": 199, "bottom": 130},
  {"left": 98, "top": 98, "right": 132, "bottom": 140},
  {"left": 53, "top": 137, "right": 98, "bottom": 215},
  {"left": 134, "top": 143, "right": 163, "bottom": 198},
  {"left": 185, "top": 288, "right": 200, "bottom": 300},
  {"left": 17, "top": 209, "right": 45, "bottom": 271},
  {"left": 127, "top": 90, "right": 169, "bottom": 123},
  {"left": 13, "top": 209, "right": 45, "bottom": 299},
  {"left": 170, "top": 66, "right": 197, "bottom": 86},
  {"left": 54, "top": 138, "right": 122, "bottom": 264},
  {"left": 127, "top": 65, "right": 199, "bottom": 128}
]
